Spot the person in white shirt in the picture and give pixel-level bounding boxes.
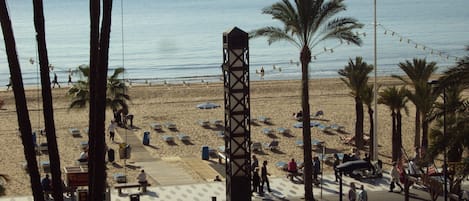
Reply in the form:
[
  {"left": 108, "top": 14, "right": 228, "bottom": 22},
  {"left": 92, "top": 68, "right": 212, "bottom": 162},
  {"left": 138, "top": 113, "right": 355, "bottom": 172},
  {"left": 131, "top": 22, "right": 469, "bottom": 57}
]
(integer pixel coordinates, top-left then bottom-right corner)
[
  {"left": 108, "top": 120, "right": 117, "bottom": 142},
  {"left": 357, "top": 185, "right": 368, "bottom": 201},
  {"left": 137, "top": 169, "right": 148, "bottom": 192}
]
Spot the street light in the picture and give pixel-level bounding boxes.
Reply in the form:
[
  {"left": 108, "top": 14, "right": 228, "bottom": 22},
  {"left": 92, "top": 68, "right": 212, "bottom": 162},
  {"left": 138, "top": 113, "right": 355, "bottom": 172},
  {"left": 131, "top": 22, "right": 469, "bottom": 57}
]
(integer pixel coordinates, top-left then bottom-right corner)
[{"left": 428, "top": 80, "right": 447, "bottom": 201}]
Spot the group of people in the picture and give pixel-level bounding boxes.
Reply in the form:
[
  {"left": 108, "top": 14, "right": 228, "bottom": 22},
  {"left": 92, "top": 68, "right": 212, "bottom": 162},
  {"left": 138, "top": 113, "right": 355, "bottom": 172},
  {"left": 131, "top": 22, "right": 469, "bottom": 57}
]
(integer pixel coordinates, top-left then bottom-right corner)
[
  {"left": 348, "top": 182, "right": 368, "bottom": 201},
  {"left": 251, "top": 155, "right": 272, "bottom": 195},
  {"left": 113, "top": 108, "right": 134, "bottom": 129}
]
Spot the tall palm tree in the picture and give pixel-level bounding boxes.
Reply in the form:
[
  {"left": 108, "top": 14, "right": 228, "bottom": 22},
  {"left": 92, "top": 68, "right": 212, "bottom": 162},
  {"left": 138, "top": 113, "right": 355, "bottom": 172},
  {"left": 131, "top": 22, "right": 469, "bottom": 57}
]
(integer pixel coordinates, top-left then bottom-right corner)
[
  {"left": 362, "top": 84, "right": 375, "bottom": 157},
  {"left": 338, "top": 57, "right": 373, "bottom": 149},
  {"left": 68, "top": 65, "right": 129, "bottom": 111},
  {"left": 0, "top": 1, "right": 44, "bottom": 200},
  {"left": 250, "top": 1, "right": 363, "bottom": 199},
  {"left": 438, "top": 45, "right": 469, "bottom": 90},
  {"left": 32, "top": 0, "right": 63, "bottom": 200},
  {"left": 379, "top": 86, "right": 408, "bottom": 162},
  {"left": 87, "top": 0, "right": 113, "bottom": 199},
  {"left": 392, "top": 58, "right": 437, "bottom": 155}
]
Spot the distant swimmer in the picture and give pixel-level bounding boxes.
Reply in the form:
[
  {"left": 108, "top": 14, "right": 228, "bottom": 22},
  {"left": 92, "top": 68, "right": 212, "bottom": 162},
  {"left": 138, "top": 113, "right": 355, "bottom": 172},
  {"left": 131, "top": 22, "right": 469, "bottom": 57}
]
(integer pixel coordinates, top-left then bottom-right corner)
[{"left": 260, "top": 66, "right": 265, "bottom": 80}]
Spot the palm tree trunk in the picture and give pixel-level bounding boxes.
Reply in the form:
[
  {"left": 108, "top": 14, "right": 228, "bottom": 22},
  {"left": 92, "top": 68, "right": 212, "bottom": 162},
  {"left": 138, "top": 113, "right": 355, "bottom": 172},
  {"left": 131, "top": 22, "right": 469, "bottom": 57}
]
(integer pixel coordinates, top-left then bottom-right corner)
[
  {"left": 414, "top": 109, "right": 421, "bottom": 150},
  {"left": 355, "top": 97, "right": 364, "bottom": 149},
  {"left": 397, "top": 112, "right": 403, "bottom": 160},
  {"left": 391, "top": 111, "right": 398, "bottom": 162},
  {"left": 88, "top": 0, "right": 100, "bottom": 196},
  {"left": 368, "top": 106, "right": 374, "bottom": 157},
  {"left": 300, "top": 45, "right": 313, "bottom": 201},
  {"left": 421, "top": 118, "right": 429, "bottom": 156},
  {"left": 89, "top": 0, "right": 113, "bottom": 199},
  {"left": 32, "top": 1, "right": 63, "bottom": 200},
  {"left": 0, "top": 2, "right": 44, "bottom": 200}
]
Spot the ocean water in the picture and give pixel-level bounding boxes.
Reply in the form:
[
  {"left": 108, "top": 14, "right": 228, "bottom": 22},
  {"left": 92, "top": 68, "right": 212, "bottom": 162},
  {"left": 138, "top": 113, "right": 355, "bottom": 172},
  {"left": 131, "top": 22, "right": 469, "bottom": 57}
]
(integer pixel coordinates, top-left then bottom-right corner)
[{"left": 0, "top": 0, "right": 468, "bottom": 86}]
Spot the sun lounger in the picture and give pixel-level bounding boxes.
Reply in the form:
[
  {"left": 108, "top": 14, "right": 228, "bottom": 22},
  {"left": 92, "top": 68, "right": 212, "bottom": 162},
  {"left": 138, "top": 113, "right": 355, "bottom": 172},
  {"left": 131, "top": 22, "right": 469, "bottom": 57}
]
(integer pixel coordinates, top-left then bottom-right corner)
[
  {"left": 262, "top": 128, "right": 274, "bottom": 135},
  {"left": 295, "top": 140, "right": 304, "bottom": 147},
  {"left": 216, "top": 131, "right": 225, "bottom": 138},
  {"left": 312, "top": 139, "right": 325, "bottom": 147},
  {"left": 330, "top": 124, "right": 345, "bottom": 131},
  {"left": 263, "top": 140, "right": 279, "bottom": 150},
  {"left": 251, "top": 142, "right": 262, "bottom": 152},
  {"left": 83, "top": 127, "right": 89, "bottom": 135},
  {"left": 177, "top": 133, "right": 190, "bottom": 141},
  {"left": 80, "top": 141, "right": 89, "bottom": 150},
  {"left": 38, "top": 142, "right": 48, "bottom": 152},
  {"left": 258, "top": 116, "right": 271, "bottom": 123},
  {"left": 69, "top": 128, "right": 81, "bottom": 137},
  {"left": 150, "top": 122, "right": 162, "bottom": 131},
  {"left": 164, "top": 122, "right": 177, "bottom": 130},
  {"left": 317, "top": 124, "right": 330, "bottom": 131},
  {"left": 198, "top": 120, "right": 210, "bottom": 127},
  {"left": 275, "top": 161, "right": 287, "bottom": 170},
  {"left": 41, "top": 161, "right": 50, "bottom": 173},
  {"left": 211, "top": 119, "right": 223, "bottom": 127},
  {"left": 277, "top": 127, "right": 291, "bottom": 135},
  {"left": 162, "top": 135, "right": 174, "bottom": 142},
  {"left": 293, "top": 121, "right": 321, "bottom": 128}
]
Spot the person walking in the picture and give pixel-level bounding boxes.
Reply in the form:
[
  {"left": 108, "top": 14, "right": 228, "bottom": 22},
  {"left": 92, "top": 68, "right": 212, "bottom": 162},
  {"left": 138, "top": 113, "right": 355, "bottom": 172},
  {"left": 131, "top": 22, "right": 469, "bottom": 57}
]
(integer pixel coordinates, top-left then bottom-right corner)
[
  {"left": 333, "top": 153, "right": 341, "bottom": 182},
  {"left": 41, "top": 174, "right": 52, "bottom": 200},
  {"left": 261, "top": 160, "right": 271, "bottom": 193},
  {"left": 312, "top": 156, "right": 321, "bottom": 184},
  {"left": 108, "top": 120, "right": 117, "bottom": 142},
  {"left": 348, "top": 182, "right": 357, "bottom": 201},
  {"left": 6, "top": 77, "right": 12, "bottom": 91},
  {"left": 389, "top": 162, "right": 404, "bottom": 193},
  {"left": 252, "top": 167, "right": 261, "bottom": 195},
  {"left": 251, "top": 155, "right": 259, "bottom": 172},
  {"left": 357, "top": 185, "right": 368, "bottom": 201},
  {"left": 67, "top": 70, "right": 72, "bottom": 85},
  {"left": 51, "top": 72, "right": 60, "bottom": 88}
]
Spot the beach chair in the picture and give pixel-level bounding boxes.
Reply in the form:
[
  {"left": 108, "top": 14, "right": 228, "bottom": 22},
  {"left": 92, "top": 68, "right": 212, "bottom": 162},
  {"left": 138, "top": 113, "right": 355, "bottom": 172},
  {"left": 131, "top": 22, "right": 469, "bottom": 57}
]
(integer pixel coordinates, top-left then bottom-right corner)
[
  {"left": 162, "top": 135, "right": 174, "bottom": 143},
  {"left": 275, "top": 161, "right": 287, "bottom": 170},
  {"left": 80, "top": 141, "right": 89, "bottom": 150},
  {"left": 263, "top": 140, "right": 279, "bottom": 150},
  {"left": 197, "top": 120, "right": 210, "bottom": 127},
  {"left": 83, "top": 127, "right": 89, "bottom": 135},
  {"left": 277, "top": 127, "right": 291, "bottom": 135},
  {"left": 312, "top": 139, "right": 325, "bottom": 147},
  {"left": 68, "top": 128, "right": 81, "bottom": 137},
  {"left": 38, "top": 142, "right": 48, "bottom": 152},
  {"left": 216, "top": 131, "right": 225, "bottom": 138},
  {"left": 164, "top": 122, "right": 177, "bottom": 130},
  {"left": 177, "top": 133, "right": 190, "bottom": 141},
  {"left": 150, "top": 122, "right": 162, "bottom": 131},
  {"left": 211, "top": 119, "right": 223, "bottom": 127},
  {"left": 330, "top": 124, "right": 345, "bottom": 132},
  {"left": 258, "top": 116, "right": 271, "bottom": 124},
  {"left": 295, "top": 140, "right": 304, "bottom": 147},
  {"left": 251, "top": 142, "right": 262, "bottom": 152},
  {"left": 262, "top": 128, "right": 274, "bottom": 135},
  {"left": 317, "top": 124, "right": 330, "bottom": 131}
]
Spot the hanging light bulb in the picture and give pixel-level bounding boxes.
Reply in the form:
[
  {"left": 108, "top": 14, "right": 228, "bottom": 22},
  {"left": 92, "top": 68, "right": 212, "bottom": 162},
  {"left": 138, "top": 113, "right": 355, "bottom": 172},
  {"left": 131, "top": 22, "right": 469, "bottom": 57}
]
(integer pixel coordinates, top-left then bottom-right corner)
[
  {"left": 330, "top": 49, "right": 334, "bottom": 53},
  {"left": 407, "top": 39, "right": 411, "bottom": 44},
  {"left": 415, "top": 44, "right": 418, "bottom": 48},
  {"left": 400, "top": 37, "right": 403, "bottom": 42},
  {"left": 384, "top": 30, "right": 387, "bottom": 35},
  {"left": 391, "top": 32, "right": 395, "bottom": 36}
]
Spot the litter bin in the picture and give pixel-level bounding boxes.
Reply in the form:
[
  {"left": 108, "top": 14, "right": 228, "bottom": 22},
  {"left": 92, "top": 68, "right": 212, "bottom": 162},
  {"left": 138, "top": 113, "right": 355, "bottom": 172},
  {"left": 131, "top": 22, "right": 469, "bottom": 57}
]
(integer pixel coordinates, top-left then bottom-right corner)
[
  {"left": 201, "top": 145, "right": 209, "bottom": 160},
  {"left": 119, "top": 143, "right": 131, "bottom": 159},
  {"left": 143, "top": 131, "right": 150, "bottom": 145},
  {"left": 107, "top": 148, "right": 115, "bottom": 163},
  {"left": 130, "top": 193, "right": 140, "bottom": 201}
]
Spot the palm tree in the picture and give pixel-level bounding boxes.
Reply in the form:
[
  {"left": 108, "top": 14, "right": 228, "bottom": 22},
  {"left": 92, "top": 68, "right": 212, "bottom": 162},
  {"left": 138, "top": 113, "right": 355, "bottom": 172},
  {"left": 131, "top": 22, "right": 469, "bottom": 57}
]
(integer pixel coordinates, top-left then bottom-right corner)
[
  {"left": 250, "top": 1, "right": 363, "bottom": 199},
  {"left": 338, "top": 57, "right": 373, "bottom": 149},
  {"left": 427, "top": 84, "right": 469, "bottom": 195},
  {"left": 68, "top": 65, "right": 129, "bottom": 111},
  {"left": 379, "top": 86, "right": 408, "bottom": 162},
  {"left": 87, "top": 0, "right": 113, "bottom": 199},
  {"left": 392, "top": 58, "right": 437, "bottom": 155},
  {"left": 0, "top": 1, "right": 44, "bottom": 200},
  {"left": 32, "top": 0, "right": 63, "bottom": 200},
  {"left": 362, "top": 84, "right": 375, "bottom": 157},
  {"left": 438, "top": 45, "right": 469, "bottom": 90}
]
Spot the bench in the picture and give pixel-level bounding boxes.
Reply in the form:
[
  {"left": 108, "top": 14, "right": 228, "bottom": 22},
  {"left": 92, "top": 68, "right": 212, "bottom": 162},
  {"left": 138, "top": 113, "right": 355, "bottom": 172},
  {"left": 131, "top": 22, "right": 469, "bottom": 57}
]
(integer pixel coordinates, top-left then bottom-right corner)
[{"left": 114, "top": 183, "right": 151, "bottom": 194}]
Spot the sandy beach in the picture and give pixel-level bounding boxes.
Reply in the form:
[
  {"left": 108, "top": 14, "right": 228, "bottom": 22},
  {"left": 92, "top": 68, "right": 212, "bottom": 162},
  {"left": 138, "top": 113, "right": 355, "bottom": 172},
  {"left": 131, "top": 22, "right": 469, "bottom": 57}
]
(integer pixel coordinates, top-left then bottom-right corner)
[{"left": 0, "top": 77, "right": 423, "bottom": 196}]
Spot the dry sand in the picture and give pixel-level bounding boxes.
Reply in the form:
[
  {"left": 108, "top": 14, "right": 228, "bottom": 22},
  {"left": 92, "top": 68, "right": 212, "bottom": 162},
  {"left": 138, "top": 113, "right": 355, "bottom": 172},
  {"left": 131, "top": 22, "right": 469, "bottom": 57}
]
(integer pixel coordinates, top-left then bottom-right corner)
[{"left": 0, "top": 77, "right": 420, "bottom": 196}]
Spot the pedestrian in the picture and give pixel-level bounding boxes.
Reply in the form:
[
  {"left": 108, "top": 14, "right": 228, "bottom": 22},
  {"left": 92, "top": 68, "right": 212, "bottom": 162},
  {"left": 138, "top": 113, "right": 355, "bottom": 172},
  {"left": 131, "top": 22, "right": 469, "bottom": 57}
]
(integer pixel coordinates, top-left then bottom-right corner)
[
  {"left": 287, "top": 158, "right": 298, "bottom": 181},
  {"left": 389, "top": 162, "right": 404, "bottom": 193},
  {"left": 348, "top": 182, "right": 357, "bottom": 201},
  {"left": 108, "top": 120, "right": 117, "bottom": 142},
  {"left": 333, "top": 153, "right": 341, "bottom": 182},
  {"left": 312, "top": 156, "right": 321, "bottom": 184},
  {"left": 51, "top": 72, "right": 60, "bottom": 88},
  {"left": 6, "top": 76, "right": 12, "bottom": 91},
  {"left": 137, "top": 169, "right": 148, "bottom": 192},
  {"left": 67, "top": 70, "right": 72, "bottom": 85},
  {"left": 251, "top": 155, "right": 259, "bottom": 172},
  {"left": 41, "top": 174, "right": 52, "bottom": 200},
  {"left": 213, "top": 175, "right": 222, "bottom": 182},
  {"left": 252, "top": 167, "right": 261, "bottom": 194},
  {"left": 357, "top": 185, "right": 368, "bottom": 201},
  {"left": 261, "top": 160, "right": 271, "bottom": 193}
]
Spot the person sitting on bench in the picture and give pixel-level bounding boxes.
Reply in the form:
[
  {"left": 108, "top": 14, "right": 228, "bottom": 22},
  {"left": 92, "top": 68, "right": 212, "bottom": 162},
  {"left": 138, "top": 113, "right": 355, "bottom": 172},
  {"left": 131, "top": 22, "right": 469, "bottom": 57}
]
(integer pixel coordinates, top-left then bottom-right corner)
[
  {"left": 137, "top": 169, "right": 148, "bottom": 192},
  {"left": 287, "top": 158, "right": 298, "bottom": 181}
]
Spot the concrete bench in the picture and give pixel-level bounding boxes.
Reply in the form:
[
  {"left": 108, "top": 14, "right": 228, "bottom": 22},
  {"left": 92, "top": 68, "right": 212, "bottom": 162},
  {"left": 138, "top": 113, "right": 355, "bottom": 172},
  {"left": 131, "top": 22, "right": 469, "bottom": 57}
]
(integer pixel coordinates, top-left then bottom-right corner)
[{"left": 114, "top": 182, "right": 151, "bottom": 194}]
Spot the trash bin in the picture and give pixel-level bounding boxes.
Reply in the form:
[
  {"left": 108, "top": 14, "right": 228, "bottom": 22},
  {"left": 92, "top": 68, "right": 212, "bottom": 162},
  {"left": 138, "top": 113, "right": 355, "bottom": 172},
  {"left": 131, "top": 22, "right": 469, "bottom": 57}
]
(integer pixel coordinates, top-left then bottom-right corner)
[
  {"left": 143, "top": 131, "right": 150, "bottom": 145},
  {"left": 201, "top": 145, "right": 209, "bottom": 160},
  {"left": 107, "top": 148, "right": 115, "bottom": 163},
  {"left": 130, "top": 193, "right": 140, "bottom": 201},
  {"left": 119, "top": 143, "right": 131, "bottom": 159},
  {"left": 32, "top": 131, "right": 37, "bottom": 146}
]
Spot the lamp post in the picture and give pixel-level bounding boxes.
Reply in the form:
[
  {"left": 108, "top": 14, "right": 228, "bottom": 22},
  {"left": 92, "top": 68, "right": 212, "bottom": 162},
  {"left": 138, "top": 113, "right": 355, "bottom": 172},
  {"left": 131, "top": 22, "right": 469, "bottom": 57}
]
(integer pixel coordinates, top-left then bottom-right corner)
[{"left": 428, "top": 80, "right": 447, "bottom": 201}]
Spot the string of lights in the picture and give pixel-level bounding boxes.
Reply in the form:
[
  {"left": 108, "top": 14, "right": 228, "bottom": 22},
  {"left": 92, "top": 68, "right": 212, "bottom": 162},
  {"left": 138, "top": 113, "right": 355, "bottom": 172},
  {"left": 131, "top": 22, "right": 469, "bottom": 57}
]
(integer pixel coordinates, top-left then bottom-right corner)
[{"left": 377, "top": 24, "right": 461, "bottom": 62}]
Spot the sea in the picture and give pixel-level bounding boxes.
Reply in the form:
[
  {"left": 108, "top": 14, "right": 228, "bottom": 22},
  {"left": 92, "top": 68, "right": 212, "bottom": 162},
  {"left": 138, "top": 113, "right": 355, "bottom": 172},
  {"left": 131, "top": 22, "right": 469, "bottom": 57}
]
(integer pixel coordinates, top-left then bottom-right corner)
[{"left": 1, "top": 0, "right": 468, "bottom": 86}]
